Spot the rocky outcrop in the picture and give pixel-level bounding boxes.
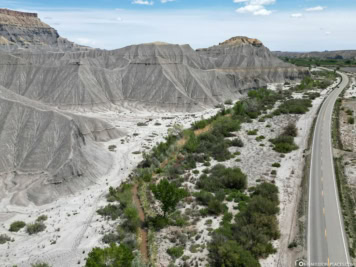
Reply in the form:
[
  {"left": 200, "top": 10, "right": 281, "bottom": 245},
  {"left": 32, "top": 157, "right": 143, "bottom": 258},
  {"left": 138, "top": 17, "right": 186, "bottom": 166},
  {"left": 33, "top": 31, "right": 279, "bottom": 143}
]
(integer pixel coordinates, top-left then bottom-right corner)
[
  {"left": 0, "top": 8, "right": 87, "bottom": 51},
  {"left": 219, "top": 36, "right": 263, "bottom": 47}
]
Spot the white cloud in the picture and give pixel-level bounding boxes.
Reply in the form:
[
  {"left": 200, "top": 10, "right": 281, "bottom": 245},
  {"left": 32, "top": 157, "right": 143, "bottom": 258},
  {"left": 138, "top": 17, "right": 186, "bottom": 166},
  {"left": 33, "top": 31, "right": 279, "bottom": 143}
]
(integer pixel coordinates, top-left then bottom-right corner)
[
  {"left": 235, "top": 0, "right": 275, "bottom": 16},
  {"left": 132, "top": 0, "right": 154, "bottom": 5},
  {"left": 291, "top": 13, "right": 303, "bottom": 18},
  {"left": 305, "top": 6, "right": 325, "bottom": 12},
  {"left": 161, "top": 0, "right": 176, "bottom": 3},
  {"left": 33, "top": 8, "right": 356, "bottom": 52},
  {"left": 76, "top": 38, "right": 97, "bottom": 46}
]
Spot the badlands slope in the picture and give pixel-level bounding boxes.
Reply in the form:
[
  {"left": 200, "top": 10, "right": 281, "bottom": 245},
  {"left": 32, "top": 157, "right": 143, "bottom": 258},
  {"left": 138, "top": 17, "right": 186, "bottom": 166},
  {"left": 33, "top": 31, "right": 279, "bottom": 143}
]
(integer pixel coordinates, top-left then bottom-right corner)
[{"left": 0, "top": 8, "right": 307, "bottom": 206}]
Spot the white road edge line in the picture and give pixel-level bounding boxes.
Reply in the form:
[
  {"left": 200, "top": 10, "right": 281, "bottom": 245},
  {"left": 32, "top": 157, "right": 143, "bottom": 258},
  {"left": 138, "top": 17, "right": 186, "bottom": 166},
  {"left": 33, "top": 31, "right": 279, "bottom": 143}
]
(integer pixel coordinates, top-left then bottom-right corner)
[
  {"left": 327, "top": 72, "right": 350, "bottom": 265},
  {"left": 308, "top": 87, "right": 321, "bottom": 266}
]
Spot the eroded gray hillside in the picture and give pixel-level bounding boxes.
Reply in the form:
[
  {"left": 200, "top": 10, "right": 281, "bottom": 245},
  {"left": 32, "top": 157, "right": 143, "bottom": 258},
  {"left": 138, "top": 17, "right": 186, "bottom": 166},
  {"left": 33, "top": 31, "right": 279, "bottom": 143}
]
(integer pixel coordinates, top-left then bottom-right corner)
[{"left": 0, "top": 9, "right": 307, "bottom": 205}]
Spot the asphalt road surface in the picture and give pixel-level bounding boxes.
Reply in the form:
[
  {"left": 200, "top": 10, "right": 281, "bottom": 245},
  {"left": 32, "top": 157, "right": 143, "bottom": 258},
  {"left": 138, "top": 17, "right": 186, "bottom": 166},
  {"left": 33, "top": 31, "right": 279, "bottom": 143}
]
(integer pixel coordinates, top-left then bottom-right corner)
[{"left": 308, "top": 71, "right": 351, "bottom": 267}]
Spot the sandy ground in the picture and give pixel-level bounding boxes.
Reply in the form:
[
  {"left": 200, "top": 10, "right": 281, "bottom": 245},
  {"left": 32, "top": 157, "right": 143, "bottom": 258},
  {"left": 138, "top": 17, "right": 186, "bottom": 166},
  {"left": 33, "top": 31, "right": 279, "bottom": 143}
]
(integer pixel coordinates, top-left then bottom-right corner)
[
  {"left": 344, "top": 76, "right": 356, "bottom": 99},
  {"left": 0, "top": 108, "right": 219, "bottom": 267}
]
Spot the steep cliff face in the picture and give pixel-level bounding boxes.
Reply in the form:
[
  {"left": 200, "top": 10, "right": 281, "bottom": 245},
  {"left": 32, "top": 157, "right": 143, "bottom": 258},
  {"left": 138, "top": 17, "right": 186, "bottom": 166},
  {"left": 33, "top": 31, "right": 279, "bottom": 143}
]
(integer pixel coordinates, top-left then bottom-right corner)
[{"left": 0, "top": 8, "right": 85, "bottom": 51}]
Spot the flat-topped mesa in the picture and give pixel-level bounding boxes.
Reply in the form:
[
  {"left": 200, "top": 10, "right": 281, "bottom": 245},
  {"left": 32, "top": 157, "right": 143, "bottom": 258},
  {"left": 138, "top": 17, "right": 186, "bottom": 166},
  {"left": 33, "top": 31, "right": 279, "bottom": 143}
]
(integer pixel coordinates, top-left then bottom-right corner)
[
  {"left": 0, "top": 8, "right": 38, "bottom": 18},
  {"left": 219, "top": 36, "right": 263, "bottom": 47},
  {"left": 0, "top": 8, "right": 86, "bottom": 51}
]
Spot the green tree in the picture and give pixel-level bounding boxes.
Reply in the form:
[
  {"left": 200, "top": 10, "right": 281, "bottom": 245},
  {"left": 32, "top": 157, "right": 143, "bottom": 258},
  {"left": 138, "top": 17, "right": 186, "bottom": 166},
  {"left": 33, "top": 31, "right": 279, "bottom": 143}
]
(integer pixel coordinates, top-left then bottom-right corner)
[
  {"left": 151, "top": 179, "right": 188, "bottom": 217},
  {"left": 85, "top": 243, "right": 134, "bottom": 267}
]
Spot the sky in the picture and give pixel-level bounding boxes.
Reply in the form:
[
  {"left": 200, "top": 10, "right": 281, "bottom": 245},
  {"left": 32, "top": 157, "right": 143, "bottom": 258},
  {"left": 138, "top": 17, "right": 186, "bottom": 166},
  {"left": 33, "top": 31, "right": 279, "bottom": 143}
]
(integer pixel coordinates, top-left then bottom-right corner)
[{"left": 1, "top": 0, "right": 356, "bottom": 51}]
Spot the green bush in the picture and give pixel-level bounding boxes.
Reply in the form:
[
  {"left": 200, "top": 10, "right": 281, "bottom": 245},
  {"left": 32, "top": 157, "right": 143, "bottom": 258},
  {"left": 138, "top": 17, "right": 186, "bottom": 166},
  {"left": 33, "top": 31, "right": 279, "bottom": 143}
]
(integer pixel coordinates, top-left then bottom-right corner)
[
  {"left": 97, "top": 204, "right": 121, "bottom": 220},
  {"left": 26, "top": 222, "right": 46, "bottom": 235},
  {"left": 224, "top": 99, "right": 233, "bottom": 105},
  {"left": 85, "top": 243, "right": 134, "bottom": 267},
  {"left": 230, "top": 138, "right": 244, "bottom": 147},
  {"left": 167, "top": 246, "right": 184, "bottom": 259},
  {"left": 36, "top": 215, "right": 48, "bottom": 222},
  {"left": 9, "top": 221, "right": 26, "bottom": 232},
  {"left": 283, "top": 123, "right": 298, "bottom": 137},
  {"left": 194, "top": 190, "right": 214, "bottom": 206},
  {"left": 208, "top": 182, "right": 280, "bottom": 263},
  {"left": 197, "top": 164, "right": 247, "bottom": 192},
  {"left": 0, "top": 234, "right": 11, "bottom": 244},
  {"left": 212, "top": 116, "right": 240, "bottom": 137},
  {"left": 102, "top": 233, "right": 120, "bottom": 244},
  {"left": 348, "top": 117, "right": 354, "bottom": 124},
  {"left": 275, "top": 99, "right": 312, "bottom": 115},
  {"left": 209, "top": 239, "right": 260, "bottom": 267},
  {"left": 247, "top": 129, "right": 258, "bottom": 135}
]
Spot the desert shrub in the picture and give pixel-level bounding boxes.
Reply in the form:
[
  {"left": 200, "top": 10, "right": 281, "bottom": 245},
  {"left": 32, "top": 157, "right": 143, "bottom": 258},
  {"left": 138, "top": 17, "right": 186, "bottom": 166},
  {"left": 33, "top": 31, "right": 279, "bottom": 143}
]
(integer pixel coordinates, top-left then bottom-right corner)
[
  {"left": 97, "top": 204, "right": 121, "bottom": 220},
  {"left": 272, "top": 163, "right": 281, "bottom": 168},
  {"left": 348, "top": 117, "right": 355, "bottom": 124},
  {"left": 197, "top": 164, "right": 247, "bottom": 192},
  {"left": 108, "top": 145, "right": 117, "bottom": 151},
  {"left": 247, "top": 129, "right": 258, "bottom": 135},
  {"left": 208, "top": 182, "right": 280, "bottom": 263},
  {"left": 122, "top": 205, "right": 141, "bottom": 232},
  {"left": 148, "top": 215, "right": 170, "bottom": 230},
  {"left": 137, "top": 168, "right": 152, "bottom": 182},
  {"left": 194, "top": 190, "right": 214, "bottom": 206},
  {"left": 167, "top": 246, "right": 184, "bottom": 259},
  {"left": 230, "top": 138, "right": 244, "bottom": 147},
  {"left": 275, "top": 99, "right": 312, "bottom": 115},
  {"left": 206, "top": 199, "right": 227, "bottom": 215},
  {"left": 194, "top": 132, "right": 233, "bottom": 161},
  {"left": 85, "top": 243, "right": 134, "bottom": 267},
  {"left": 283, "top": 122, "right": 298, "bottom": 137},
  {"left": 102, "top": 233, "right": 121, "bottom": 244},
  {"left": 212, "top": 116, "right": 240, "bottom": 137},
  {"left": 346, "top": 109, "right": 354, "bottom": 116},
  {"left": 9, "top": 221, "right": 26, "bottom": 232},
  {"left": 256, "top": 135, "right": 265, "bottom": 142},
  {"left": 36, "top": 215, "right": 48, "bottom": 222},
  {"left": 31, "top": 262, "right": 51, "bottom": 267},
  {"left": 0, "top": 234, "right": 11, "bottom": 244},
  {"left": 209, "top": 239, "right": 260, "bottom": 267},
  {"left": 26, "top": 222, "right": 46, "bottom": 235},
  {"left": 137, "top": 122, "right": 148, "bottom": 127},
  {"left": 270, "top": 135, "right": 298, "bottom": 153}
]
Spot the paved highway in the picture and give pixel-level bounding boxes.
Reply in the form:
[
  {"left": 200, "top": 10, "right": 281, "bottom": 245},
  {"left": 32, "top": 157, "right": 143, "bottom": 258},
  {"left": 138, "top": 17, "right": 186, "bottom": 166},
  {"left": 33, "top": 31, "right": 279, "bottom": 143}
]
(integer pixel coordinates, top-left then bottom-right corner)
[{"left": 308, "top": 71, "right": 351, "bottom": 267}]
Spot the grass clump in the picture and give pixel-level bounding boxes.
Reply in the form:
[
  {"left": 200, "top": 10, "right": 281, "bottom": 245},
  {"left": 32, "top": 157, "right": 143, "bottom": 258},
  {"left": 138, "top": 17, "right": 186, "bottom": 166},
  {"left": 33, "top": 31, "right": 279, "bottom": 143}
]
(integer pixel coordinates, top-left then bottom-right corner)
[
  {"left": 36, "top": 215, "right": 48, "bottom": 222},
  {"left": 167, "top": 246, "right": 184, "bottom": 259},
  {"left": 9, "top": 221, "right": 26, "bottom": 232},
  {"left": 26, "top": 222, "right": 46, "bottom": 235}
]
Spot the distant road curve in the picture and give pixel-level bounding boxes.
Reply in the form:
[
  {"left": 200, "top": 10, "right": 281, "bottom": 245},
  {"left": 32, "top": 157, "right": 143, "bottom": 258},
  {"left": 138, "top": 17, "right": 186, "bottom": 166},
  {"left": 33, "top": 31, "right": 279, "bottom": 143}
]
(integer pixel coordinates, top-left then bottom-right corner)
[{"left": 308, "top": 70, "right": 351, "bottom": 267}]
